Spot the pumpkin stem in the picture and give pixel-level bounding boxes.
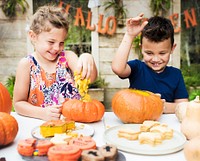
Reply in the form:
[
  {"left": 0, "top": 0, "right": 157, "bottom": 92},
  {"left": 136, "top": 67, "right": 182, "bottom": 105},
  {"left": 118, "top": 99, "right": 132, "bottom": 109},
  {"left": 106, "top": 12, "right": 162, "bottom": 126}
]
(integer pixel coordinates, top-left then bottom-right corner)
[{"left": 194, "top": 95, "right": 200, "bottom": 103}]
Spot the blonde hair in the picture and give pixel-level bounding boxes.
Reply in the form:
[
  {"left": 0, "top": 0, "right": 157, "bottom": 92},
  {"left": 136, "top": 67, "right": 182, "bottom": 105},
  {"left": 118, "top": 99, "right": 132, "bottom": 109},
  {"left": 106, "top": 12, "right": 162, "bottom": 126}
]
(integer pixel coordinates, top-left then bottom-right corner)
[{"left": 30, "top": 5, "right": 69, "bottom": 35}]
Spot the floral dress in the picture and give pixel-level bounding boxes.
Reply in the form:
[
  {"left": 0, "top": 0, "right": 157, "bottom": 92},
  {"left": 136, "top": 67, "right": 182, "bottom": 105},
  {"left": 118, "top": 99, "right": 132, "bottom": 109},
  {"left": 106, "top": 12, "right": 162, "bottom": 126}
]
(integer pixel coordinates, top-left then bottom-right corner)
[{"left": 27, "top": 51, "right": 80, "bottom": 107}]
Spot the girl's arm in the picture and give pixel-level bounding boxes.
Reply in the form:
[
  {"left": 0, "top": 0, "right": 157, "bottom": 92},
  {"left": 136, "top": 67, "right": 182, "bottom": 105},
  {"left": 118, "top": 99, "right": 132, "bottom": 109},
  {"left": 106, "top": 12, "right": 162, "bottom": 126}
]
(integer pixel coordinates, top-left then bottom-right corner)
[
  {"left": 13, "top": 58, "right": 61, "bottom": 120},
  {"left": 66, "top": 51, "right": 97, "bottom": 83}
]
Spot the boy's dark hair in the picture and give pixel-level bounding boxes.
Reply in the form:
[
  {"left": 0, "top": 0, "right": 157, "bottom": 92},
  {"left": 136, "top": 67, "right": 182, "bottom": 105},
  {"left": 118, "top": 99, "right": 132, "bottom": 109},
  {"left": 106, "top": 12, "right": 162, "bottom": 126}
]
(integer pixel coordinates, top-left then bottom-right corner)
[{"left": 141, "top": 16, "right": 174, "bottom": 47}]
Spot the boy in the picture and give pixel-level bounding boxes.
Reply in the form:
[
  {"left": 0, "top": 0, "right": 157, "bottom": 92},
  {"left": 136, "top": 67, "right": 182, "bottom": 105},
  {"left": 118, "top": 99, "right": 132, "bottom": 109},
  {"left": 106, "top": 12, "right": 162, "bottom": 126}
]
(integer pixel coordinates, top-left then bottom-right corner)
[{"left": 112, "top": 13, "right": 188, "bottom": 113}]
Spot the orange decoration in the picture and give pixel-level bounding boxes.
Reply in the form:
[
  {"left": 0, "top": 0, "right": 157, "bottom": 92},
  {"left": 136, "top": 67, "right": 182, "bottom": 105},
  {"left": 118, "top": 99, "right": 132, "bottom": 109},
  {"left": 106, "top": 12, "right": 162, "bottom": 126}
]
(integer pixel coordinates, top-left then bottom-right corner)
[
  {"left": 106, "top": 16, "right": 117, "bottom": 35},
  {"left": 0, "top": 112, "right": 18, "bottom": 146},
  {"left": 62, "top": 99, "right": 105, "bottom": 123},
  {"left": 169, "top": 13, "right": 181, "bottom": 33},
  {"left": 97, "top": 14, "right": 107, "bottom": 34},
  {"left": 65, "top": 4, "right": 71, "bottom": 14},
  {"left": 86, "top": 11, "right": 96, "bottom": 31},
  {"left": 184, "top": 8, "right": 197, "bottom": 29},
  {"left": 112, "top": 89, "right": 163, "bottom": 123},
  {"left": 74, "top": 8, "right": 85, "bottom": 26},
  {"left": 58, "top": 1, "right": 200, "bottom": 36},
  {"left": 0, "top": 83, "right": 12, "bottom": 113},
  {"left": 58, "top": 1, "right": 63, "bottom": 8}
]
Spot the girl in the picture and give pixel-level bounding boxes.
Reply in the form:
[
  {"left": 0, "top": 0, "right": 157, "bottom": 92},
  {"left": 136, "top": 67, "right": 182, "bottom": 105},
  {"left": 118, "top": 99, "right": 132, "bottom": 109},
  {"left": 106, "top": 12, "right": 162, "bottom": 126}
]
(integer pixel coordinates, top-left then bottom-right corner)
[{"left": 13, "top": 5, "right": 97, "bottom": 120}]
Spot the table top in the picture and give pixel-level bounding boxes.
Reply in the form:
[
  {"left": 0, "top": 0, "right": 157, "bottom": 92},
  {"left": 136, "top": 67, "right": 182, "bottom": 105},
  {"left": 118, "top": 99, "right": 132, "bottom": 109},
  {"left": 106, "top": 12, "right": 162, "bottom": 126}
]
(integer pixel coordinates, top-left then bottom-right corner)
[{"left": 0, "top": 112, "right": 187, "bottom": 161}]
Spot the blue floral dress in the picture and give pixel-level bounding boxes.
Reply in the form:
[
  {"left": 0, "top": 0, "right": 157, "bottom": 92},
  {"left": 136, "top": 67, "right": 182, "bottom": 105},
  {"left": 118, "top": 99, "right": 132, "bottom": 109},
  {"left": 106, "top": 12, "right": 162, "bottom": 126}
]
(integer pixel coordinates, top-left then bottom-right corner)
[{"left": 27, "top": 51, "right": 80, "bottom": 107}]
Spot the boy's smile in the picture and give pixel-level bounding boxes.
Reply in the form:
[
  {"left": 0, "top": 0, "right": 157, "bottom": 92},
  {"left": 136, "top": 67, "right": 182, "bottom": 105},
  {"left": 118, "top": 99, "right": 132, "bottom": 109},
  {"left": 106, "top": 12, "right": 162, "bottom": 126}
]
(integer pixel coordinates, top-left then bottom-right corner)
[{"left": 141, "top": 37, "right": 176, "bottom": 73}]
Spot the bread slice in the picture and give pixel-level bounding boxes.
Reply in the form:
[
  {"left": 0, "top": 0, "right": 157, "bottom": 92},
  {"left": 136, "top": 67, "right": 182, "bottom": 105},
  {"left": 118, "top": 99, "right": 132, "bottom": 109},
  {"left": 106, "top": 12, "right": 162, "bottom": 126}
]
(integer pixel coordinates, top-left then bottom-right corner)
[
  {"left": 140, "top": 120, "right": 160, "bottom": 132},
  {"left": 50, "top": 133, "right": 72, "bottom": 145},
  {"left": 118, "top": 128, "right": 141, "bottom": 140},
  {"left": 150, "top": 125, "right": 174, "bottom": 140},
  {"left": 138, "top": 132, "right": 163, "bottom": 146}
]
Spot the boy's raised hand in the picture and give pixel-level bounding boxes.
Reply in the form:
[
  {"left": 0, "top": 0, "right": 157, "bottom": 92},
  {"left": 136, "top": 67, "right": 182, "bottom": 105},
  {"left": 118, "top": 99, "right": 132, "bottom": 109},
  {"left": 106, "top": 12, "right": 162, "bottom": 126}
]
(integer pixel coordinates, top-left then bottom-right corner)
[{"left": 126, "top": 13, "right": 148, "bottom": 37}]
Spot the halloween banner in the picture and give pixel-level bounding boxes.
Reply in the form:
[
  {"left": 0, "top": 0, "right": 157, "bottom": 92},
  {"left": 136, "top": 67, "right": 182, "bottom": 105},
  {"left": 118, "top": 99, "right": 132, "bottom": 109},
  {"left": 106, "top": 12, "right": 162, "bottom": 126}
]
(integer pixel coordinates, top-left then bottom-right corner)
[{"left": 59, "top": 1, "right": 198, "bottom": 36}]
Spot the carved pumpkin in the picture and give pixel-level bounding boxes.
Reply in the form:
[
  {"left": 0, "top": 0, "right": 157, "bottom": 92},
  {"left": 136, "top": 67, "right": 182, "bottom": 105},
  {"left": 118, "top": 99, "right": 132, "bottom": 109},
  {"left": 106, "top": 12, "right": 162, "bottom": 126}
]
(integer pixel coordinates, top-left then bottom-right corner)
[
  {"left": 62, "top": 99, "right": 105, "bottom": 123},
  {"left": 112, "top": 89, "right": 164, "bottom": 123},
  {"left": 0, "top": 112, "right": 18, "bottom": 146},
  {"left": 0, "top": 83, "right": 12, "bottom": 113}
]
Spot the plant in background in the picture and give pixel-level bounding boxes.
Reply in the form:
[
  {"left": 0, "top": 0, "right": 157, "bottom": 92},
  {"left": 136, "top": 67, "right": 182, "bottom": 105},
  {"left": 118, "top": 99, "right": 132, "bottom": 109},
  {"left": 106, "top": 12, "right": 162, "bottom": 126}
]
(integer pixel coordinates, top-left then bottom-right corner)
[
  {"left": 1, "top": 0, "right": 29, "bottom": 19},
  {"left": 5, "top": 75, "right": 15, "bottom": 111},
  {"left": 104, "top": 0, "right": 127, "bottom": 27},
  {"left": 181, "top": 64, "right": 200, "bottom": 101},
  {"left": 133, "top": 34, "right": 143, "bottom": 60},
  {"left": 5, "top": 75, "right": 15, "bottom": 100},
  {"left": 89, "top": 76, "right": 109, "bottom": 89},
  {"left": 150, "top": 0, "right": 172, "bottom": 16}
]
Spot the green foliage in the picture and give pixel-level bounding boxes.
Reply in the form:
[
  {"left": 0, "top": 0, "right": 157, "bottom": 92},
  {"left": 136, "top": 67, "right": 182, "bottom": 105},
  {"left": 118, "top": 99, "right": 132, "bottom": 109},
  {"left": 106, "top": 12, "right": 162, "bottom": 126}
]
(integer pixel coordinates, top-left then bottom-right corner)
[
  {"left": 181, "top": 64, "right": 200, "bottom": 100},
  {"left": 1, "top": 0, "right": 29, "bottom": 18},
  {"left": 89, "top": 76, "right": 109, "bottom": 89},
  {"left": 5, "top": 75, "right": 15, "bottom": 99},
  {"left": 104, "top": 0, "right": 127, "bottom": 27},
  {"left": 5, "top": 75, "right": 15, "bottom": 111},
  {"left": 189, "top": 89, "right": 200, "bottom": 101},
  {"left": 150, "top": 0, "right": 171, "bottom": 16},
  {"left": 181, "top": 64, "right": 200, "bottom": 90},
  {"left": 132, "top": 35, "right": 143, "bottom": 60}
]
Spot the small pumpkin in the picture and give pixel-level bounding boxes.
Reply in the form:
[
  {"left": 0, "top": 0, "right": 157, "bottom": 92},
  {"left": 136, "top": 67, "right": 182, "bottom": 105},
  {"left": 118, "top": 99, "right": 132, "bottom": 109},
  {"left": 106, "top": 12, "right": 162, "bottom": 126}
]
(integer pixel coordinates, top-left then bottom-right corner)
[
  {"left": 0, "top": 83, "right": 12, "bottom": 113},
  {"left": 112, "top": 89, "right": 163, "bottom": 123},
  {"left": 62, "top": 99, "right": 105, "bottom": 123},
  {"left": 184, "top": 136, "right": 200, "bottom": 161},
  {"left": 0, "top": 112, "right": 18, "bottom": 146},
  {"left": 181, "top": 96, "right": 200, "bottom": 140},
  {"left": 175, "top": 101, "right": 189, "bottom": 122}
]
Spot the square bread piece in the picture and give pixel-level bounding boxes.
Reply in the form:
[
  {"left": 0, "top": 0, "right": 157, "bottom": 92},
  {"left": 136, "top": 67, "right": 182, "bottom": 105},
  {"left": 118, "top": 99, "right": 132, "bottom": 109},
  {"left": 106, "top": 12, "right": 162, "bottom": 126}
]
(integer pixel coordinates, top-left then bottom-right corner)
[
  {"left": 150, "top": 125, "right": 174, "bottom": 139},
  {"left": 118, "top": 128, "right": 141, "bottom": 140},
  {"left": 138, "top": 132, "right": 163, "bottom": 146},
  {"left": 140, "top": 120, "right": 160, "bottom": 132}
]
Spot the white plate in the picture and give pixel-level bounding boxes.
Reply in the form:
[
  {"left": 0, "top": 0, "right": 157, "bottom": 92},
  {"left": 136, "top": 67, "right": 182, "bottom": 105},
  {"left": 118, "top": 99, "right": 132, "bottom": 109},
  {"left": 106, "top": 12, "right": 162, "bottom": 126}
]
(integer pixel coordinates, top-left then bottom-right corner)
[
  {"left": 31, "top": 122, "right": 95, "bottom": 140},
  {"left": 104, "top": 124, "right": 186, "bottom": 155}
]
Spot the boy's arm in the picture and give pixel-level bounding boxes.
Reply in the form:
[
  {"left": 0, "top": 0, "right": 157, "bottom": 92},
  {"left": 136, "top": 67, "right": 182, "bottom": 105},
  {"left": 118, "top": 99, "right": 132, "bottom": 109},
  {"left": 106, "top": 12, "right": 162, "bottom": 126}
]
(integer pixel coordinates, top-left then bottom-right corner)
[
  {"left": 112, "top": 13, "right": 148, "bottom": 78},
  {"left": 163, "top": 98, "right": 189, "bottom": 113},
  {"left": 111, "top": 32, "right": 134, "bottom": 77}
]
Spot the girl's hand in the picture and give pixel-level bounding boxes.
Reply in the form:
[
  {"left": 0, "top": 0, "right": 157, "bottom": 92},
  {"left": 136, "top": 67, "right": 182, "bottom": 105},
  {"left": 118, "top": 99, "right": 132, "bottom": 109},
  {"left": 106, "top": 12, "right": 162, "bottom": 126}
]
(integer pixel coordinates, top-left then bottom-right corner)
[
  {"left": 126, "top": 13, "right": 148, "bottom": 37},
  {"left": 43, "top": 105, "right": 62, "bottom": 121},
  {"left": 76, "top": 53, "right": 96, "bottom": 80}
]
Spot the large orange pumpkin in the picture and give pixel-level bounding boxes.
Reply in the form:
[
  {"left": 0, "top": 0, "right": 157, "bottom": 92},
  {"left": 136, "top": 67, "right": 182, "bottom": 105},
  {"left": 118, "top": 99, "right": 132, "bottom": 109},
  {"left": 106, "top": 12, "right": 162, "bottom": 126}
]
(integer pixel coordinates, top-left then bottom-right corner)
[
  {"left": 0, "top": 112, "right": 18, "bottom": 146},
  {"left": 0, "top": 83, "right": 12, "bottom": 113},
  {"left": 112, "top": 89, "right": 163, "bottom": 123},
  {"left": 62, "top": 99, "right": 105, "bottom": 123}
]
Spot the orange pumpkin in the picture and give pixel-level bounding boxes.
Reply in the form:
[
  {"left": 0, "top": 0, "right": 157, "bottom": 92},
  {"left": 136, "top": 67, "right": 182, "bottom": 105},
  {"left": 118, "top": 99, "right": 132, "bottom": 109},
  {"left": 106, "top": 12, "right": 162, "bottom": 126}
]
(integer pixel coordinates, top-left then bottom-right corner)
[
  {"left": 112, "top": 89, "right": 164, "bottom": 123},
  {"left": 0, "top": 83, "right": 12, "bottom": 113},
  {"left": 0, "top": 112, "right": 18, "bottom": 146},
  {"left": 62, "top": 99, "right": 105, "bottom": 123}
]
